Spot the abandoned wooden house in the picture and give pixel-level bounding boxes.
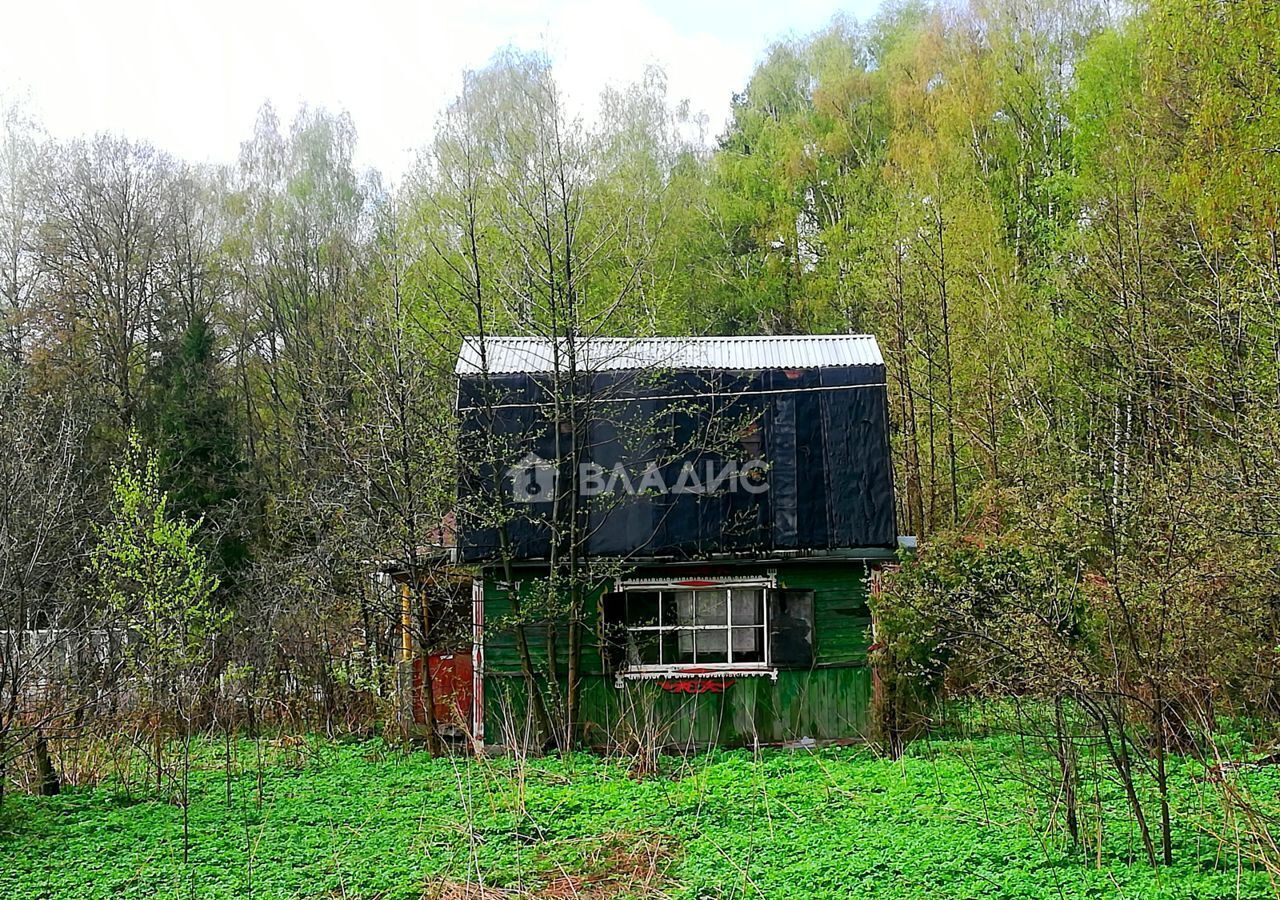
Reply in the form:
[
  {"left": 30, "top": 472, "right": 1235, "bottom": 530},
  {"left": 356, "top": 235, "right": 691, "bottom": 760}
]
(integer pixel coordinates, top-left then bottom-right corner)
[{"left": 454, "top": 334, "right": 906, "bottom": 750}]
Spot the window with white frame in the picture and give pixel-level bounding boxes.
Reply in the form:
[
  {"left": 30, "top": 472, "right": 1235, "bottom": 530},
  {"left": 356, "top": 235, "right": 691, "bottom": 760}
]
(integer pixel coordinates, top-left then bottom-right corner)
[{"left": 615, "top": 584, "right": 769, "bottom": 670}]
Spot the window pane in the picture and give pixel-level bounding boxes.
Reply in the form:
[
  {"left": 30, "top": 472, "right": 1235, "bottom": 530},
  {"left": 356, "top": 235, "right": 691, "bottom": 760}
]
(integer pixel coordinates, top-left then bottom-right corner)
[
  {"left": 731, "top": 589, "right": 763, "bottom": 626},
  {"left": 626, "top": 592, "right": 660, "bottom": 627},
  {"left": 659, "top": 592, "right": 676, "bottom": 627},
  {"left": 732, "top": 626, "right": 764, "bottom": 663},
  {"left": 675, "top": 629, "right": 696, "bottom": 664},
  {"left": 629, "top": 630, "right": 662, "bottom": 666},
  {"left": 695, "top": 590, "right": 728, "bottom": 625},
  {"left": 672, "top": 591, "right": 695, "bottom": 626},
  {"left": 695, "top": 629, "right": 728, "bottom": 663}
]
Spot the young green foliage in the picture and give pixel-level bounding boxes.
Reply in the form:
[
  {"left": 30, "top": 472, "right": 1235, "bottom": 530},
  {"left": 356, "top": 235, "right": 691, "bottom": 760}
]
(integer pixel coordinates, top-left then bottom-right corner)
[{"left": 93, "top": 431, "right": 224, "bottom": 687}]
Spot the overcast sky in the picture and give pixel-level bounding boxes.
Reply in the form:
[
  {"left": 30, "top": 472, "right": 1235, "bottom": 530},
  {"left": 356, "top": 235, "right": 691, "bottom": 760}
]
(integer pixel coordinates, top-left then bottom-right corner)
[{"left": 0, "top": 0, "right": 883, "bottom": 180}]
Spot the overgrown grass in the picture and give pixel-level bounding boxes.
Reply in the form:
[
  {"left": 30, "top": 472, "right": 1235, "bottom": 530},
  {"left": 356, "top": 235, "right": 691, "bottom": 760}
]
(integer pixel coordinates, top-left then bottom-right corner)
[{"left": 2, "top": 733, "right": 1278, "bottom": 898}]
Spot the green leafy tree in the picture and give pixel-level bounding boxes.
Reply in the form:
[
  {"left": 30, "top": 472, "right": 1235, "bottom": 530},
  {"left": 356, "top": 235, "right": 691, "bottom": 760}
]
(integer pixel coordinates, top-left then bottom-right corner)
[{"left": 92, "top": 432, "right": 223, "bottom": 795}]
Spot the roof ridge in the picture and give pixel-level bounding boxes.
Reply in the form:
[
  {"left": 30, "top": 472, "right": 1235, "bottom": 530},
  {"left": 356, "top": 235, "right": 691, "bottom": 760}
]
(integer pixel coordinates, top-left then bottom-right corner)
[
  {"left": 473, "top": 334, "right": 878, "bottom": 341},
  {"left": 456, "top": 334, "right": 884, "bottom": 375}
]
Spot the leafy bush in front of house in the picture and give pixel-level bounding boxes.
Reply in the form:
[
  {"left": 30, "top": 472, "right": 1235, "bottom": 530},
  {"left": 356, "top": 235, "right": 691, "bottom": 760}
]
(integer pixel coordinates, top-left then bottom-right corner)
[
  {"left": 871, "top": 505, "right": 1280, "bottom": 869},
  {"left": 868, "top": 531, "right": 1085, "bottom": 752}
]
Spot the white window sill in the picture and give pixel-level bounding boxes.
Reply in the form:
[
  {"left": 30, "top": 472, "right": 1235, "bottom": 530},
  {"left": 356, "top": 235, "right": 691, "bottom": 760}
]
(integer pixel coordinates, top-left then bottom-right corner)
[{"left": 616, "top": 665, "right": 778, "bottom": 684}]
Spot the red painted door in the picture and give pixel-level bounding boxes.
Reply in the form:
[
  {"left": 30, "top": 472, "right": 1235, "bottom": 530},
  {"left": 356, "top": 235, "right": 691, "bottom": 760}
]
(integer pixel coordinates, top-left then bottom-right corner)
[{"left": 414, "top": 652, "right": 473, "bottom": 727}]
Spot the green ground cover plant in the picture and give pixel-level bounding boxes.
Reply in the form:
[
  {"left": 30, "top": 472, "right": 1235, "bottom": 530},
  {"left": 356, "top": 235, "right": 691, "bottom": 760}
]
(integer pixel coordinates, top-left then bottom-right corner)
[{"left": 2, "top": 733, "right": 1277, "bottom": 899}]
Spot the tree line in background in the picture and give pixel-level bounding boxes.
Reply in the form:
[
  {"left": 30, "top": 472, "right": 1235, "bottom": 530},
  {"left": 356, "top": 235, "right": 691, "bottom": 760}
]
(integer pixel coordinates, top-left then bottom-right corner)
[{"left": 2, "top": 0, "right": 1280, "bottom": 860}]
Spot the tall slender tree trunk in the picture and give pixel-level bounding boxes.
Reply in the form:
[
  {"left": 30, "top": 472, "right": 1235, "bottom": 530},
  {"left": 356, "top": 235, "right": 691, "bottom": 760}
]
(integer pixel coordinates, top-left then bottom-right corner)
[
  {"left": 935, "top": 203, "right": 960, "bottom": 525},
  {"left": 1054, "top": 696, "right": 1079, "bottom": 847}
]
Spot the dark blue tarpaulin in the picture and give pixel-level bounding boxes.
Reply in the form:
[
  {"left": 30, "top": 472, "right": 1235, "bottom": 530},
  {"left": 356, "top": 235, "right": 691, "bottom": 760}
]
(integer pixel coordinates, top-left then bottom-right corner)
[{"left": 455, "top": 358, "right": 895, "bottom": 562}]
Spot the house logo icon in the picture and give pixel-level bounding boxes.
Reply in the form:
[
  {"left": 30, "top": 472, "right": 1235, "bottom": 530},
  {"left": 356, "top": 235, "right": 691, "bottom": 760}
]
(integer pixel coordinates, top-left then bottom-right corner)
[{"left": 508, "top": 453, "right": 556, "bottom": 503}]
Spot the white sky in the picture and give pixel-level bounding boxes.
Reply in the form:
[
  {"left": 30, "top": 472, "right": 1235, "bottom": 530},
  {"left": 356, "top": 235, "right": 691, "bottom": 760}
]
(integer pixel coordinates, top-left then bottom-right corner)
[{"left": 0, "top": 0, "right": 884, "bottom": 181}]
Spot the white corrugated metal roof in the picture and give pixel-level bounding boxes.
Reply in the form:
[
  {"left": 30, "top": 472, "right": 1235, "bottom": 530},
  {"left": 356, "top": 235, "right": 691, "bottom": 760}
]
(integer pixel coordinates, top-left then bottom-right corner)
[{"left": 455, "top": 335, "right": 883, "bottom": 375}]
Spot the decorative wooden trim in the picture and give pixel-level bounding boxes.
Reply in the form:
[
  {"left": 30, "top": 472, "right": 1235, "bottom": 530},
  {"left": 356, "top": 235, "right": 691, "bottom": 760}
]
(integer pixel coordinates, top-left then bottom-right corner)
[
  {"left": 617, "top": 574, "right": 777, "bottom": 590},
  {"left": 618, "top": 665, "right": 777, "bottom": 683}
]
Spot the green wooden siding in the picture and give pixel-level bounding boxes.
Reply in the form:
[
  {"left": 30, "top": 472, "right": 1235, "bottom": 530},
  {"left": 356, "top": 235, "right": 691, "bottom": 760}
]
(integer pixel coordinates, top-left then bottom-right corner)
[
  {"left": 479, "top": 560, "right": 874, "bottom": 747},
  {"left": 792, "top": 562, "right": 873, "bottom": 667}
]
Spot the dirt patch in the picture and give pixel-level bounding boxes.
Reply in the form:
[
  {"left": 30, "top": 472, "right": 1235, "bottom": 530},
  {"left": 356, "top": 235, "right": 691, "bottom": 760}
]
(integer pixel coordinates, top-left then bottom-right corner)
[
  {"left": 427, "top": 883, "right": 514, "bottom": 900},
  {"left": 426, "top": 832, "right": 674, "bottom": 899}
]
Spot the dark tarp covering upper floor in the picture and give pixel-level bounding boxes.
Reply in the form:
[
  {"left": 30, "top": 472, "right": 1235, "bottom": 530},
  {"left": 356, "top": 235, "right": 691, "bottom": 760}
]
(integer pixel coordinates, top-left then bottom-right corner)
[{"left": 454, "top": 336, "right": 896, "bottom": 562}]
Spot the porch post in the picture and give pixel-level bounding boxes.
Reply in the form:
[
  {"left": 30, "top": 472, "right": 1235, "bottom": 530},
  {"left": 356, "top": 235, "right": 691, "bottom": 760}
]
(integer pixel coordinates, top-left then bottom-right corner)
[{"left": 471, "top": 576, "right": 485, "bottom": 752}]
